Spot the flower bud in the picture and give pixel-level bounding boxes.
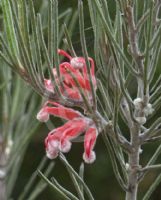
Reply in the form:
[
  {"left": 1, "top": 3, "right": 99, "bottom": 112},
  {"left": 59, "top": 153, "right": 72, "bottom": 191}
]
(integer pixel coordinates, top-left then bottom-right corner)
[
  {"left": 133, "top": 98, "right": 143, "bottom": 110},
  {"left": 144, "top": 103, "right": 154, "bottom": 116},
  {"left": 136, "top": 117, "right": 146, "bottom": 125}
]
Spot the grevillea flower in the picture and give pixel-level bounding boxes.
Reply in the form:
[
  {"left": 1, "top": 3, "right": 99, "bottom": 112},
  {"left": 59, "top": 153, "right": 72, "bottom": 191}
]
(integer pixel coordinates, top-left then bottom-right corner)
[
  {"left": 45, "top": 49, "right": 96, "bottom": 101},
  {"left": 37, "top": 101, "right": 98, "bottom": 163}
]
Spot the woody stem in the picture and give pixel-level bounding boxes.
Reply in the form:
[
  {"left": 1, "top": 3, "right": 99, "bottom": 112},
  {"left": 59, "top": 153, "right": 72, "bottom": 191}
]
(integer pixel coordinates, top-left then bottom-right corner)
[{"left": 126, "top": 123, "right": 140, "bottom": 200}]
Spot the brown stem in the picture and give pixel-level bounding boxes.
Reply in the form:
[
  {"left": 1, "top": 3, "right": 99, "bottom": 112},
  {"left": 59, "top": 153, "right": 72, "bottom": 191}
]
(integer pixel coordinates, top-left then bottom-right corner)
[
  {"left": 0, "top": 178, "right": 6, "bottom": 200},
  {"left": 126, "top": 6, "right": 144, "bottom": 76},
  {"left": 126, "top": 123, "right": 140, "bottom": 200}
]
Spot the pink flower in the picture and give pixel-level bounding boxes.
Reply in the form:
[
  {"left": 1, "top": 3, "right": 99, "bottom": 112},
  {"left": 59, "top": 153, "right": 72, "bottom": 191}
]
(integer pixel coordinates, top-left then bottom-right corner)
[
  {"left": 44, "top": 49, "right": 96, "bottom": 101},
  {"left": 58, "top": 49, "right": 96, "bottom": 90},
  {"left": 37, "top": 102, "right": 98, "bottom": 163},
  {"left": 83, "top": 126, "right": 97, "bottom": 163}
]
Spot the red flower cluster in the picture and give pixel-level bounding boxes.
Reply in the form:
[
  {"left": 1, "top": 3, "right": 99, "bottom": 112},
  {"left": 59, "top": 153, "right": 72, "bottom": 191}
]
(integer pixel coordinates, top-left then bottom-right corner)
[
  {"left": 45, "top": 49, "right": 96, "bottom": 101},
  {"left": 37, "top": 50, "right": 97, "bottom": 163}
]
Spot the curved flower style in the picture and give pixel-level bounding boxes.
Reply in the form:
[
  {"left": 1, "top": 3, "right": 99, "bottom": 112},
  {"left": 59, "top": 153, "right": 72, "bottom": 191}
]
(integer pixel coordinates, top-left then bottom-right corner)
[
  {"left": 45, "top": 49, "right": 96, "bottom": 101},
  {"left": 58, "top": 49, "right": 96, "bottom": 90},
  {"left": 37, "top": 101, "right": 98, "bottom": 163}
]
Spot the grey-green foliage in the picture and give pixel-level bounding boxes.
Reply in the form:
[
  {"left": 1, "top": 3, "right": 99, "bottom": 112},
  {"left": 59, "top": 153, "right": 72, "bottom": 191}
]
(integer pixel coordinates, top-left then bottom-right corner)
[
  {"left": 0, "top": 0, "right": 79, "bottom": 199},
  {"left": 1, "top": 0, "right": 161, "bottom": 200},
  {"left": 0, "top": 0, "right": 79, "bottom": 105},
  {"left": 0, "top": 60, "right": 40, "bottom": 198},
  {"left": 88, "top": 0, "right": 161, "bottom": 199}
]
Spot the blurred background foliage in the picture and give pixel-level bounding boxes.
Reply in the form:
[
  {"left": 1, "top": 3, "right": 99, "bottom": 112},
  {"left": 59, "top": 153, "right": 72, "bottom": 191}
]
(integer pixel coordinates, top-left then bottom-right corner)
[{"left": 1, "top": 0, "right": 160, "bottom": 200}]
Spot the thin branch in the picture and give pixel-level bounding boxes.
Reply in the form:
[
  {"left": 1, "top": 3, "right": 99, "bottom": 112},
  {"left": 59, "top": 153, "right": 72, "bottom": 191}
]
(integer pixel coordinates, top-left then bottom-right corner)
[
  {"left": 126, "top": 6, "right": 144, "bottom": 75},
  {"left": 140, "top": 117, "right": 161, "bottom": 143},
  {"left": 102, "top": 120, "right": 132, "bottom": 153},
  {"left": 140, "top": 164, "right": 161, "bottom": 173}
]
